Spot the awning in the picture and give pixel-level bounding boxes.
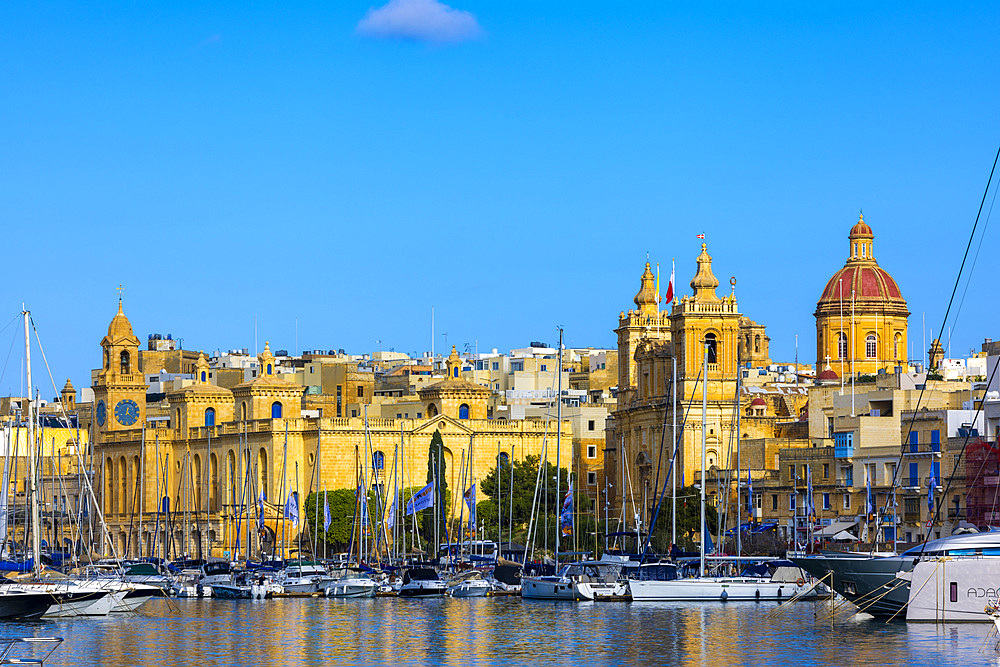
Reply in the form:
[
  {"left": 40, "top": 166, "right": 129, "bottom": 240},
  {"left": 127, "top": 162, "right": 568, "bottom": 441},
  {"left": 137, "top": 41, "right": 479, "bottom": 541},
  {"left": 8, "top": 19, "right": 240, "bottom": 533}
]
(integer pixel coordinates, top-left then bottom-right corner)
[
  {"left": 814, "top": 520, "right": 858, "bottom": 538},
  {"left": 831, "top": 530, "right": 859, "bottom": 541}
]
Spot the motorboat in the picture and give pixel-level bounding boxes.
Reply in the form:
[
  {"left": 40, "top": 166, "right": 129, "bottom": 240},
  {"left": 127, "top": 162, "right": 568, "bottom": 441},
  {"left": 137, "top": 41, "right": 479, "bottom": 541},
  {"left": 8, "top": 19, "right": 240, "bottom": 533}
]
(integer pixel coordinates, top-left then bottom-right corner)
[
  {"left": 279, "top": 562, "right": 335, "bottom": 594},
  {"left": 326, "top": 571, "right": 378, "bottom": 598},
  {"left": 629, "top": 575, "right": 810, "bottom": 601},
  {"left": 793, "top": 530, "right": 1000, "bottom": 618},
  {"left": 2, "top": 580, "right": 112, "bottom": 617},
  {"left": 398, "top": 568, "right": 447, "bottom": 597},
  {"left": 0, "top": 588, "right": 53, "bottom": 619},
  {"left": 485, "top": 564, "right": 521, "bottom": 593},
  {"left": 446, "top": 570, "right": 492, "bottom": 597},
  {"left": 198, "top": 561, "right": 234, "bottom": 597},
  {"left": 521, "top": 562, "right": 623, "bottom": 601}
]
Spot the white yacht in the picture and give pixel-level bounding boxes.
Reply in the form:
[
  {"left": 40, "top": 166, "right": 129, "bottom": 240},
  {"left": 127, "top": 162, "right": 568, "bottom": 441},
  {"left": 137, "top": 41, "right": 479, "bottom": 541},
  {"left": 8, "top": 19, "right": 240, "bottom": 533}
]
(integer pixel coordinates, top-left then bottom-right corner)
[
  {"left": 446, "top": 571, "right": 492, "bottom": 598},
  {"left": 521, "top": 562, "right": 623, "bottom": 601},
  {"left": 398, "top": 568, "right": 447, "bottom": 597},
  {"left": 279, "top": 562, "right": 335, "bottom": 594},
  {"left": 325, "top": 572, "right": 378, "bottom": 598}
]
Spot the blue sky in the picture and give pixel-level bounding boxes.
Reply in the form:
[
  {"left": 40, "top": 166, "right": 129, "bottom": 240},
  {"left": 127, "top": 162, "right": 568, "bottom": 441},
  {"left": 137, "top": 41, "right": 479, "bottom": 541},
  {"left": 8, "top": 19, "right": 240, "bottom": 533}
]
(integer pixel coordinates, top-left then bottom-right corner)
[{"left": 1, "top": 2, "right": 998, "bottom": 395}]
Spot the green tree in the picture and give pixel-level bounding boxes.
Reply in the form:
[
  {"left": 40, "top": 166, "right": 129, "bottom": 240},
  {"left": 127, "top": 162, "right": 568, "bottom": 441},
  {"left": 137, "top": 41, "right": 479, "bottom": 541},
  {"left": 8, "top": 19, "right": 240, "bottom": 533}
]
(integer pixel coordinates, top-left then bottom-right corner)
[
  {"left": 473, "top": 454, "right": 592, "bottom": 555},
  {"left": 422, "top": 430, "right": 448, "bottom": 549}
]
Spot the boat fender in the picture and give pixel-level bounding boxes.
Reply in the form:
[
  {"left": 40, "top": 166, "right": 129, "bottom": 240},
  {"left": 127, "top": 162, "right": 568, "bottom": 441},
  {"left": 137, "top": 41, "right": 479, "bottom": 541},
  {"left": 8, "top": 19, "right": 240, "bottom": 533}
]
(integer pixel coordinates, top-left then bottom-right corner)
[
  {"left": 720, "top": 590, "right": 728, "bottom": 602},
  {"left": 796, "top": 578, "right": 804, "bottom": 587},
  {"left": 755, "top": 589, "right": 760, "bottom": 601}
]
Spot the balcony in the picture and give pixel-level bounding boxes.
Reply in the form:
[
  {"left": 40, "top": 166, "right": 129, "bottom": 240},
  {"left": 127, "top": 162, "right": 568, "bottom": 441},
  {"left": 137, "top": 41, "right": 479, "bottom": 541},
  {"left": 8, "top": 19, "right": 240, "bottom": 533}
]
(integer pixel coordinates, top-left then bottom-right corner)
[{"left": 903, "top": 443, "right": 941, "bottom": 458}]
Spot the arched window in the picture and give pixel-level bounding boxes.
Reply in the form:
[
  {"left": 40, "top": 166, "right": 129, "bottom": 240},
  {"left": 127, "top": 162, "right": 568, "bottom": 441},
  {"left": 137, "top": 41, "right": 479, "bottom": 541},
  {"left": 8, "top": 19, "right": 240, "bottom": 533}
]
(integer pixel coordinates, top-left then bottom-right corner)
[
  {"left": 754, "top": 335, "right": 761, "bottom": 354},
  {"left": 459, "top": 403, "right": 470, "bottom": 420},
  {"left": 104, "top": 349, "right": 110, "bottom": 370},
  {"left": 210, "top": 453, "right": 218, "bottom": 511},
  {"left": 837, "top": 332, "right": 848, "bottom": 359},
  {"left": 192, "top": 454, "right": 202, "bottom": 511},
  {"left": 226, "top": 450, "right": 237, "bottom": 505},
  {"left": 861, "top": 244, "right": 866, "bottom": 258},
  {"left": 894, "top": 333, "right": 902, "bottom": 360},
  {"left": 120, "top": 350, "right": 131, "bottom": 375},
  {"left": 454, "top": 366, "right": 459, "bottom": 378},
  {"left": 204, "top": 407, "right": 216, "bottom": 428},
  {"left": 499, "top": 452, "right": 510, "bottom": 467},
  {"left": 119, "top": 456, "right": 128, "bottom": 515},
  {"left": 427, "top": 403, "right": 438, "bottom": 418},
  {"left": 745, "top": 334, "right": 751, "bottom": 353},
  {"left": 271, "top": 401, "right": 282, "bottom": 418},
  {"left": 201, "top": 371, "right": 207, "bottom": 382},
  {"left": 372, "top": 451, "right": 385, "bottom": 470},
  {"left": 704, "top": 333, "right": 718, "bottom": 365},
  {"left": 865, "top": 334, "right": 877, "bottom": 359},
  {"left": 106, "top": 457, "right": 115, "bottom": 514},
  {"left": 266, "top": 363, "right": 272, "bottom": 375}
]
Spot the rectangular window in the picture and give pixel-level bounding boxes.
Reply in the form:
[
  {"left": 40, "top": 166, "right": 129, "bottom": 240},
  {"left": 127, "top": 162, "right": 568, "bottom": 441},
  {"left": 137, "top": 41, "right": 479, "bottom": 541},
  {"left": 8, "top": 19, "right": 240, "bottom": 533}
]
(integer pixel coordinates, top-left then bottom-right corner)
[
  {"left": 950, "top": 582, "right": 958, "bottom": 603},
  {"left": 931, "top": 461, "right": 941, "bottom": 484},
  {"left": 823, "top": 493, "right": 831, "bottom": 510},
  {"left": 823, "top": 463, "right": 829, "bottom": 479},
  {"left": 416, "top": 412, "right": 422, "bottom": 418},
  {"left": 587, "top": 472, "right": 596, "bottom": 485},
  {"left": 588, "top": 420, "right": 595, "bottom": 431},
  {"left": 587, "top": 445, "right": 597, "bottom": 459},
  {"left": 357, "top": 385, "right": 364, "bottom": 398},
  {"left": 771, "top": 494, "right": 778, "bottom": 510},
  {"left": 789, "top": 494, "right": 796, "bottom": 510},
  {"left": 492, "top": 362, "right": 499, "bottom": 371},
  {"left": 788, "top": 465, "right": 795, "bottom": 480},
  {"left": 843, "top": 493, "right": 850, "bottom": 509},
  {"left": 511, "top": 361, "right": 524, "bottom": 372},
  {"left": 755, "top": 494, "right": 761, "bottom": 510},
  {"left": 351, "top": 409, "right": 358, "bottom": 418},
  {"left": 336, "top": 385, "right": 342, "bottom": 417},
  {"left": 396, "top": 413, "right": 402, "bottom": 418},
  {"left": 908, "top": 462, "right": 918, "bottom": 487},
  {"left": 541, "top": 364, "right": 547, "bottom": 372}
]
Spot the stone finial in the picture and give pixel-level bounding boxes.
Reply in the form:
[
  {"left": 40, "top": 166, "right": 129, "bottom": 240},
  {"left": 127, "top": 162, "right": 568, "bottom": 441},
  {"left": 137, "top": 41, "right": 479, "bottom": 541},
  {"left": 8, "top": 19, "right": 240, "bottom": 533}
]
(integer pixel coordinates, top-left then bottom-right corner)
[{"left": 633, "top": 262, "right": 658, "bottom": 316}]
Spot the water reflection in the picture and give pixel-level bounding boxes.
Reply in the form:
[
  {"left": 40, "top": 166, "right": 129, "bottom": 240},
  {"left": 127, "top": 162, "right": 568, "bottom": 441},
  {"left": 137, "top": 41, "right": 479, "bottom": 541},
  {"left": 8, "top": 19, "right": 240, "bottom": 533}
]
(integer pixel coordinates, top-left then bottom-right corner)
[{"left": 0, "top": 598, "right": 997, "bottom": 666}]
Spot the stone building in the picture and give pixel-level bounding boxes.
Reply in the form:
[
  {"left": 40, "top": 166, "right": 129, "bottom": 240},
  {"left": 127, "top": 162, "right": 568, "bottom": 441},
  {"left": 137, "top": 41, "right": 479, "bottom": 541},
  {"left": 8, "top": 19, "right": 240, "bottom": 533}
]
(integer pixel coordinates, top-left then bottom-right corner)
[{"left": 90, "top": 304, "right": 569, "bottom": 559}]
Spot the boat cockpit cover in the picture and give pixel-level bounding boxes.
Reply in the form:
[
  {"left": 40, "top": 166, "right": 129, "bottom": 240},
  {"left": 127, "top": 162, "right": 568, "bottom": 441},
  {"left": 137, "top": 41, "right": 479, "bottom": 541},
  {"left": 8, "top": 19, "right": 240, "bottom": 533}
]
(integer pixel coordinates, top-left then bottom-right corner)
[
  {"left": 403, "top": 568, "right": 439, "bottom": 583},
  {"left": 492, "top": 565, "right": 521, "bottom": 585}
]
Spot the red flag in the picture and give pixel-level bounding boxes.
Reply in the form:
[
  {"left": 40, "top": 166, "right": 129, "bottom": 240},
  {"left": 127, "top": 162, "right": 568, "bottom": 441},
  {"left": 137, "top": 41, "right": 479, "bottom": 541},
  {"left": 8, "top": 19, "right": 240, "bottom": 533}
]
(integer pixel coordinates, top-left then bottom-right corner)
[
  {"left": 663, "top": 259, "right": 675, "bottom": 303},
  {"left": 696, "top": 233, "right": 705, "bottom": 239}
]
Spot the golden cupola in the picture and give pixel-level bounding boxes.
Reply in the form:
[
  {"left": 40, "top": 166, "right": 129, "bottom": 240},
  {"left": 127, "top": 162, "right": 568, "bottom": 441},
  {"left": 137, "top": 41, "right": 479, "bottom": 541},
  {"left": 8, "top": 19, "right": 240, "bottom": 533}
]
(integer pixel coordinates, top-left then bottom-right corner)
[
  {"left": 690, "top": 244, "right": 720, "bottom": 302},
  {"left": 633, "top": 262, "right": 658, "bottom": 316}
]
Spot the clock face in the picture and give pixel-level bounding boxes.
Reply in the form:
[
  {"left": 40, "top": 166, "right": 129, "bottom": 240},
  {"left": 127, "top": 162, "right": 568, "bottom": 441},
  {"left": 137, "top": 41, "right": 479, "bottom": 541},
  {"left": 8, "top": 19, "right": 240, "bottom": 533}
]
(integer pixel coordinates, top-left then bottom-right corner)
[
  {"left": 114, "top": 399, "right": 140, "bottom": 426},
  {"left": 96, "top": 400, "right": 106, "bottom": 427}
]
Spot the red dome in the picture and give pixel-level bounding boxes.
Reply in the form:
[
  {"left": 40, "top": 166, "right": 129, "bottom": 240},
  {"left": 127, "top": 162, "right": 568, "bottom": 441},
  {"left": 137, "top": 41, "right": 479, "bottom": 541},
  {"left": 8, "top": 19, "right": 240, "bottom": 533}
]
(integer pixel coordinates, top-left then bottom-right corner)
[
  {"left": 818, "top": 264, "right": 903, "bottom": 303},
  {"left": 850, "top": 219, "right": 873, "bottom": 238},
  {"left": 750, "top": 397, "right": 767, "bottom": 407},
  {"left": 817, "top": 368, "right": 839, "bottom": 380}
]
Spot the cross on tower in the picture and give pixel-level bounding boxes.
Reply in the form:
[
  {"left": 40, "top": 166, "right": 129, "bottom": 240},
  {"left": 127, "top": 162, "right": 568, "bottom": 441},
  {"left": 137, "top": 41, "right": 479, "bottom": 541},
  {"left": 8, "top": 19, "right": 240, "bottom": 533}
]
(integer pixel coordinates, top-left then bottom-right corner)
[
  {"left": 117, "top": 284, "right": 124, "bottom": 302},
  {"left": 824, "top": 354, "right": 832, "bottom": 369}
]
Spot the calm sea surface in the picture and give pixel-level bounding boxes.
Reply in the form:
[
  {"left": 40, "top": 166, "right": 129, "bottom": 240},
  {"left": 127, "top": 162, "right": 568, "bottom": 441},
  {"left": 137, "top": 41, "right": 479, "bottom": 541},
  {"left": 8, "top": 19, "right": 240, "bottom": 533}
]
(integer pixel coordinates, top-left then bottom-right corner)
[{"left": 2, "top": 597, "right": 999, "bottom": 666}]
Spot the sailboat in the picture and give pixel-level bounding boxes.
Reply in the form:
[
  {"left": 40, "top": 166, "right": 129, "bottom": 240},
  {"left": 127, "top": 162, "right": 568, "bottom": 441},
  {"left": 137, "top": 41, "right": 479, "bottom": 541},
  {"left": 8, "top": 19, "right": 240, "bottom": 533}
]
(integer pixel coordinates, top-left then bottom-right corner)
[{"left": 629, "top": 337, "right": 813, "bottom": 602}]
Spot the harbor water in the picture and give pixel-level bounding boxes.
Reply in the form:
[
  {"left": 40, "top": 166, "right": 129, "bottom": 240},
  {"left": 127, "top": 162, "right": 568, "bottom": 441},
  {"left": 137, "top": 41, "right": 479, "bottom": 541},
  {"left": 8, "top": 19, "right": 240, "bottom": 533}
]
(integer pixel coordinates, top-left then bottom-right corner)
[{"left": 1, "top": 597, "right": 998, "bottom": 666}]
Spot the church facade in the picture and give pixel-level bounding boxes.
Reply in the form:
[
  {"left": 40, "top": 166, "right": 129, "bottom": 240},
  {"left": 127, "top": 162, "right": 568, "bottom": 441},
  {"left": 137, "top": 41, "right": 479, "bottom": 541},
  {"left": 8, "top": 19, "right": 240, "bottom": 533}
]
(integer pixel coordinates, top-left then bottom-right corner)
[{"left": 92, "top": 311, "right": 569, "bottom": 559}]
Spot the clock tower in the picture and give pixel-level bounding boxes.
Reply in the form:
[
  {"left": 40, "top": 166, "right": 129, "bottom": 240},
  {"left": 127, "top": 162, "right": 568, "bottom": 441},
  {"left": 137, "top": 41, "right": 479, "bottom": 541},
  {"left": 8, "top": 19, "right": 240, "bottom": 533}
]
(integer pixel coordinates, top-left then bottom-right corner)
[{"left": 93, "top": 296, "right": 147, "bottom": 442}]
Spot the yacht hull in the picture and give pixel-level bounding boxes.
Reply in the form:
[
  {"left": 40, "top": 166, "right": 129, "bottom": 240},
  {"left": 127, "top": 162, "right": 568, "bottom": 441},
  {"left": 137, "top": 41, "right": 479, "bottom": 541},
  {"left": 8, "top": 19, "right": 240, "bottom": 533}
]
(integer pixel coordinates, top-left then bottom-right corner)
[
  {"left": 905, "top": 558, "right": 1000, "bottom": 622},
  {"left": 629, "top": 577, "right": 806, "bottom": 602},
  {"left": 793, "top": 554, "right": 913, "bottom": 617}
]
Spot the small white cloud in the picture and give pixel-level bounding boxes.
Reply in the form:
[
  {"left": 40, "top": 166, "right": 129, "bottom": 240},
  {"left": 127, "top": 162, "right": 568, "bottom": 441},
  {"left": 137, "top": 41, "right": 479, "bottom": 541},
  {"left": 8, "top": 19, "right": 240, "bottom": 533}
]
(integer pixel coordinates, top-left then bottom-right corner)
[{"left": 357, "top": 0, "right": 482, "bottom": 44}]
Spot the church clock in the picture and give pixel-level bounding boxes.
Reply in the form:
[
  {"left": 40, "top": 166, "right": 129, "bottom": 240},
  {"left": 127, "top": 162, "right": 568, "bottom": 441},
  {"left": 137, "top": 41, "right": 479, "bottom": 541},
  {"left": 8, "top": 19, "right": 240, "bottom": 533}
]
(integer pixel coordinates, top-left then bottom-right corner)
[{"left": 114, "top": 399, "right": 140, "bottom": 426}]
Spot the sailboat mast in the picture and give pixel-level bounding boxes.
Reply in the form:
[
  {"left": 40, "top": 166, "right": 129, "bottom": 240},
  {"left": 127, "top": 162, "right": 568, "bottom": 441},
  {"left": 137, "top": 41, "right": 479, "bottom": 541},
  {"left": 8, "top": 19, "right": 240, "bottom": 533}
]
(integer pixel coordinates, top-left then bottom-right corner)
[
  {"left": 672, "top": 354, "right": 677, "bottom": 547},
  {"left": 24, "top": 308, "right": 41, "bottom": 579},
  {"left": 700, "top": 337, "right": 707, "bottom": 578},
  {"left": 554, "top": 327, "right": 562, "bottom": 564},
  {"left": 735, "top": 347, "right": 742, "bottom": 561}
]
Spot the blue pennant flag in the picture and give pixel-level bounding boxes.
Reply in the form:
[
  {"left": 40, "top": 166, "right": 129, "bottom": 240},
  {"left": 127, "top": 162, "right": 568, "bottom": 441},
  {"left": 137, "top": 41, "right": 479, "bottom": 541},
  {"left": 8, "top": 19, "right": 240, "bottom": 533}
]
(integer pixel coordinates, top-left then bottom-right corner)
[
  {"left": 323, "top": 490, "right": 331, "bottom": 532},
  {"left": 357, "top": 485, "right": 369, "bottom": 534},
  {"left": 928, "top": 472, "right": 936, "bottom": 513},
  {"left": 385, "top": 493, "right": 396, "bottom": 528},
  {"left": 746, "top": 468, "right": 754, "bottom": 517},
  {"left": 865, "top": 473, "right": 874, "bottom": 517},
  {"left": 284, "top": 491, "right": 299, "bottom": 528},
  {"left": 560, "top": 482, "right": 574, "bottom": 537},
  {"left": 405, "top": 482, "right": 435, "bottom": 516},
  {"left": 258, "top": 490, "right": 267, "bottom": 528},
  {"left": 464, "top": 484, "right": 477, "bottom": 537}
]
